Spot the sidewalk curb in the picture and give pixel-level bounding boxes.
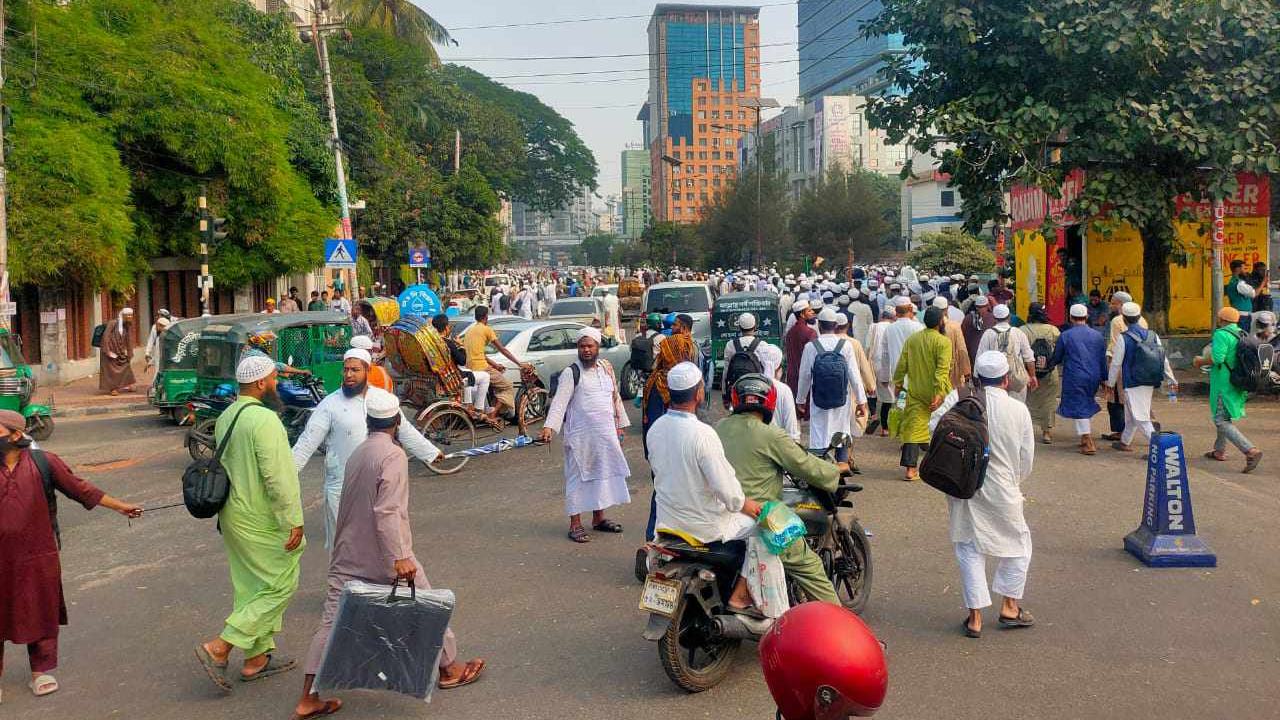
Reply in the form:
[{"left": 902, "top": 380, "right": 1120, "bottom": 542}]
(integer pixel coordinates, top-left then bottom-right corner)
[{"left": 54, "top": 402, "right": 154, "bottom": 419}]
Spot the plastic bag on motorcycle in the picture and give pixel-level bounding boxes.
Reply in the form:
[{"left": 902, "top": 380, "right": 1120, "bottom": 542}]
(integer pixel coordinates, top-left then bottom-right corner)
[
  {"left": 757, "top": 501, "right": 806, "bottom": 555},
  {"left": 314, "top": 580, "right": 455, "bottom": 702},
  {"left": 744, "top": 536, "right": 789, "bottom": 618}
]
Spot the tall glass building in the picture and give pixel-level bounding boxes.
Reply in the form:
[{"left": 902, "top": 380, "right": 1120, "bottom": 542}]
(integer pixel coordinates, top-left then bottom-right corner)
[
  {"left": 797, "top": 0, "right": 905, "bottom": 99},
  {"left": 646, "top": 4, "right": 761, "bottom": 224},
  {"left": 620, "top": 146, "right": 652, "bottom": 240}
]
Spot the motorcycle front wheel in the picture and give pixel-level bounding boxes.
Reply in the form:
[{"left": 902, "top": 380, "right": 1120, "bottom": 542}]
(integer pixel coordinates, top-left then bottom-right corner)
[
  {"left": 831, "top": 519, "right": 873, "bottom": 614},
  {"left": 659, "top": 598, "right": 740, "bottom": 693},
  {"left": 187, "top": 418, "right": 217, "bottom": 462}
]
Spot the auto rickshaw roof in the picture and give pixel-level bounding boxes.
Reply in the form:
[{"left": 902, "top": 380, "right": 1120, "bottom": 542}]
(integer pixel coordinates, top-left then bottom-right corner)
[
  {"left": 161, "top": 313, "right": 256, "bottom": 341},
  {"left": 197, "top": 310, "right": 351, "bottom": 341}
]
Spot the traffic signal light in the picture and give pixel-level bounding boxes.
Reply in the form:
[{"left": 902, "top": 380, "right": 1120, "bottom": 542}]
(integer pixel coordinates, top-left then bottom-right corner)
[{"left": 209, "top": 216, "right": 228, "bottom": 243}]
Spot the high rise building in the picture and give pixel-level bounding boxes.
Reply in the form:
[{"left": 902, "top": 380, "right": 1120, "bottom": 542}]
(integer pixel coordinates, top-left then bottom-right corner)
[
  {"left": 507, "top": 190, "right": 596, "bottom": 264},
  {"left": 797, "top": 0, "right": 905, "bottom": 99},
  {"left": 646, "top": 5, "right": 761, "bottom": 224},
  {"left": 620, "top": 146, "right": 652, "bottom": 239}
]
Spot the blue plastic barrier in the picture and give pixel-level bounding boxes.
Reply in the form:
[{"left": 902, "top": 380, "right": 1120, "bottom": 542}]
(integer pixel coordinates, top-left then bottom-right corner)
[{"left": 1124, "top": 432, "right": 1217, "bottom": 567}]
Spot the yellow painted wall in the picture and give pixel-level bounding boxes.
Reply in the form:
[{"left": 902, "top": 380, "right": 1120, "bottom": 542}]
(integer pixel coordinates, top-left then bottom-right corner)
[{"left": 1013, "top": 229, "right": 1046, "bottom": 319}]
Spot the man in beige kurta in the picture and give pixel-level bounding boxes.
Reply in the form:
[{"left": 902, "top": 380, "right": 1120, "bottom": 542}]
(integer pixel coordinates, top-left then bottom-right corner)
[{"left": 934, "top": 297, "right": 972, "bottom": 389}]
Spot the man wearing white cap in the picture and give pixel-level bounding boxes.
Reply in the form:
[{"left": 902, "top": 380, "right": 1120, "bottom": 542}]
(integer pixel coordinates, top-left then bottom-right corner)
[
  {"left": 976, "top": 304, "right": 1037, "bottom": 401},
  {"left": 293, "top": 348, "right": 442, "bottom": 549},
  {"left": 846, "top": 289, "right": 874, "bottom": 348},
  {"left": 1102, "top": 290, "right": 1145, "bottom": 440},
  {"left": 880, "top": 296, "right": 924, "bottom": 387},
  {"left": 797, "top": 307, "right": 869, "bottom": 460},
  {"left": 784, "top": 300, "right": 818, "bottom": 395},
  {"left": 930, "top": 350, "right": 1036, "bottom": 638},
  {"left": 540, "top": 327, "right": 632, "bottom": 543},
  {"left": 294, "top": 389, "right": 484, "bottom": 717},
  {"left": 1044, "top": 304, "right": 1108, "bottom": 455},
  {"left": 866, "top": 305, "right": 898, "bottom": 435},
  {"left": 960, "top": 295, "right": 993, "bottom": 367},
  {"left": 99, "top": 307, "right": 137, "bottom": 395},
  {"left": 144, "top": 308, "right": 173, "bottom": 371},
  {"left": 196, "top": 355, "right": 306, "bottom": 690},
  {"left": 723, "top": 313, "right": 784, "bottom": 385},
  {"left": 1106, "top": 302, "right": 1177, "bottom": 452}
]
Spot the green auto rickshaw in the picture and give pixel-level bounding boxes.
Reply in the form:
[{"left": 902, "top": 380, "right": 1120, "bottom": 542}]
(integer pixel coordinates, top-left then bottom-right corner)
[
  {"left": 0, "top": 328, "right": 54, "bottom": 439},
  {"left": 148, "top": 314, "right": 247, "bottom": 424},
  {"left": 710, "top": 291, "right": 783, "bottom": 387},
  {"left": 192, "top": 311, "right": 353, "bottom": 398}
]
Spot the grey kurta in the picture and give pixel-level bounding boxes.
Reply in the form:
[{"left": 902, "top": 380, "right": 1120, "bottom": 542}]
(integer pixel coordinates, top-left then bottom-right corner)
[{"left": 304, "top": 432, "right": 457, "bottom": 675}]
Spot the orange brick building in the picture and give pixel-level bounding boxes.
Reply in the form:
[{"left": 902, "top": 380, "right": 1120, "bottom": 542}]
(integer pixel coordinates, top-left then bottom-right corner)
[{"left": 645, "top": 5, "right": 761, "bottom": 224}]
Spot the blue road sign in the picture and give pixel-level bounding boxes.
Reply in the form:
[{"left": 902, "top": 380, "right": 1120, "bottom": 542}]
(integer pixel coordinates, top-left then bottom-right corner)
[
  {"left": 324, "top": 238, "right": 357, "bottom": 269},
  {"left": 1124, "top": 432, "right": 1217, "bottom": 567},
  {"left": 397, "top": 284, "right": 442, "bottom": 317},
  {"left": 409, "top": 247, "right": 431, "bottom": 268}
]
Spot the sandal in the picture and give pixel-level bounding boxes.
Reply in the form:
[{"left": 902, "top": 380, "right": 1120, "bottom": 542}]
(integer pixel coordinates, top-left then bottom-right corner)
[
  {"left": 998, "top": 608, "right": 1036, "bottom": 628},
  {"left": 961, "top": 619, "right": 981, "bottom": 639},
  {"left": 438, "top": 659, "right": 486, "bottom": 689},
  {"left": 291, "top": 699, "right": 344, "bottom": 720},
  {"left": 568, "top": 526, "right": 590, "bottom": 543},
  {"left": 239, "top": 653, "right": 296, "bottom": 682},
  {"left": 30, "top": 673, "right": 59, "bottom": 697},
  {"left": 592, "top": 519, "right": 623, "bottom": 533},
  {"left": 1203, "top": 450, "right": 1227, "bottom": 462},
  {"left": 193, "top": 645, "right": 232, "bottom": 692}
]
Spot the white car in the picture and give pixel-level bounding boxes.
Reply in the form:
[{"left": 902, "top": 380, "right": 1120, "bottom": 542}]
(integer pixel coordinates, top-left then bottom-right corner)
[{"left": 465, "top": 319, "right": 628, "bottom": 389}]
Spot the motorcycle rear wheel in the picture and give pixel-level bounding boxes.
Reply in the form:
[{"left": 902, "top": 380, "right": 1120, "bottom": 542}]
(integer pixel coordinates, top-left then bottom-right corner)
[
  {"left": 187, "top": 418, "right": 217, "bottom": 462},
  {"left": 658, "top": 599, "right": 740, "bottom": 693}
]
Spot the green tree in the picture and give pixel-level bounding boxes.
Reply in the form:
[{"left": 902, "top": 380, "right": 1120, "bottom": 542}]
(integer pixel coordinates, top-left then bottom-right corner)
[
  {"left": 329, "top": 0, "right": 454, "bottom": 62},
  {"left": 790, "top": 167, "right": 900, "bottom": 265},
  {"left": 642, "top": 222, "right": 699, "bottom": 267},
  {"left": 868, "top": 0, "right": 1280, "bottom": 330},
  {"left": 697, "top": 164, "right": 791, "bottom": 268},
  {"left": 573, "top": 234, "right": 616, "bottom": 266},
  {"left": 906, "top": 231, "right": 995, "bottom": 276}
]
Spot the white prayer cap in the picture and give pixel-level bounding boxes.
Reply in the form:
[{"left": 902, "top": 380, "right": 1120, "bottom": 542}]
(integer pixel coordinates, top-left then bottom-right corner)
[
  {"left": 836, "top": 313, "right": 850, "bottom": 327},
  {"left": 1069, "top": 303, "right": 1089, "bottom": 319},
  {"left": 892, "top": 295, "right": 912, "bottom": 308},
  {"left": 836, "top": 295, "right": 850, "bottom": 306},
  {"left": 932, "top": 296, "right": 950, "bottom": 309},
  {"left": 350, "top": 335, "right": 374, "bottom": 350},
  {"left": 973, "top": 295, "right": 989, "bottom": 307},
  {"left": 1122, "top": 301, "right": 1142, "bottom": 318},
  {"left": 974, "top": 350, "right": 1010, "bottom": 379},
  {"left": 121, "top": 307, "right": 134, "bottom": 315},
  {"left": 364, "top": 388, "right": 401, "bottom": 419},
  {"left": 992, "top": 304, "right": 1010, "bottom": 320},
  {"left": 818, "top": 307, "right": 840, "bottom": 323},
  {"left": 576, "top": 326, "right": 603, "bottom": 344},
  {"left": 344, "top": 348, "right": 372, "bottom": 366},
  {"left": 792, "top": 299, "right": 811, "bottom": 312},
  {"left": 236, "top": 354, "right": 276, "bottom": 384},
  {"left": 849, "top": 288, "right": 861, "bottom": 300},
  {"left": 736, "top": 312, "right": 757, "bottom": 330},
  {"left": 1112, "top": 290, "right": 1133, "bottom": 303},
  {"left": 667, "top": 362, "right": 702, "bottom": 392}
]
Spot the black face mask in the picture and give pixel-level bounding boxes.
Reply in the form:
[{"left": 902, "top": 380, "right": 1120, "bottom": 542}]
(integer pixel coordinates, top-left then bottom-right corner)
[{"left": 0, "top": 435, "right": 31, "bottom": 451}]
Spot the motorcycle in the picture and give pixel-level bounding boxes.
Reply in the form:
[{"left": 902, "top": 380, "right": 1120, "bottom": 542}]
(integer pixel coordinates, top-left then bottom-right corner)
[
  {"left": 185, "top": 374, "right": 327, "bottom": 461},
  {"left": 639, "top": 433, "right": 873, "bottom": 693}
]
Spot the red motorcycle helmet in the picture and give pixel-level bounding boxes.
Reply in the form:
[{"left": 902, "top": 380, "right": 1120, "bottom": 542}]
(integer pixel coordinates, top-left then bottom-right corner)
[
  {"left": 730, "top": 373, "right": 778, "bottom": 424},
  {"left": 760, "top": 602, "right": 888, "bottom": 719}
]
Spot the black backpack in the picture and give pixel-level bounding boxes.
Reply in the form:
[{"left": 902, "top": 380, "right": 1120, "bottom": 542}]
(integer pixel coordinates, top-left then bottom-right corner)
[
  {"left": 630, "top": 332, "right": 655, "bottom": 372},
  {"left": 182, "top": 404, "right": 257, "bottom": 519},
  {"left": 1125, "top": 328, "right": 1167, "bottom": 386},
  {"left": 1230, "top": 331, "right": 1275, "bottom": 393},
  {"left": 91, "top": 323, "right": 107, "bottom": 348},
  {"left": 32, "top": 449, "right": 61, "bottom": 548},
  {"left": 724, "top": 337, "right": 765, "bottom": 390},
  {"left": 548, "top": 363, "right": 582, "bottom": 398},
  {"left": 920, "top": 384, "right": 990, "bottom": 499},
  {"left": 1031, "top": 336, "right": 1054, "bottom": 378}
]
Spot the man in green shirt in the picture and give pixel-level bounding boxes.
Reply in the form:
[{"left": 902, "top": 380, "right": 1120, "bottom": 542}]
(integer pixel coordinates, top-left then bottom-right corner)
[
  {"left": 715, "top": 374, "right": 846, "bottom": 605},
  {"left": 1193, "top": 306, "right": 1262, "bottom": 473},
  {"left": 194, "top": 355, "right": 306, "bottom": 691},
  {"left": 306, "top": 290, "right": 326, "bottom": 312}
]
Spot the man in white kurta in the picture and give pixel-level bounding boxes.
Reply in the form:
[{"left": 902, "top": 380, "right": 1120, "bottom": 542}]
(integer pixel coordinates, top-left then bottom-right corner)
[
  {"left": 515, "top": 284, "right": 536, "bottom": 320},
  {"left": 881, "top": 297, "right": 924, "bottom": 384},
  {"left": 930, "top": 351, "right": 1036, "bottom": 636},
  {"left": 292, "top": 349, "right": 442, "bottom": 549},
  {"left": 1105, "top": 302, "right": 1177, "bottom": 451},
  {"left": 976, "top": 304, "right": 1038, "bottom": 402},
  {"left": 539, "top": 328, "right": 631, "bottom": 543},
  {"left": 866, "top": 306, "right": 897, "bottom": 435},
  {"left": 602, "top": 289, "right": 622, "bottom": 337},
  {"left": 846, "top": 290, "right": 874, "bottom": 348},
  {"left": 796, "top": 308, "right": 869, "bottom": 458}
]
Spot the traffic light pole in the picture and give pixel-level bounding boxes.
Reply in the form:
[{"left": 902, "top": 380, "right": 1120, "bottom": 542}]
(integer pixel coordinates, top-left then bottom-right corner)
[{"left": 198, "top": 190, "right": 209, "bottom": 316}]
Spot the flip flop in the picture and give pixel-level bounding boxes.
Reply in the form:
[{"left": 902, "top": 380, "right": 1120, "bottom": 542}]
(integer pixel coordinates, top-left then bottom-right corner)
[
  {"left": 568, "top": 526, "right": 590, "bottom": 543},
  {"left": 193, "top": 645, "right": 232, "bottom": 692},
  {"left": 592, "top": 519, "right": 623, "bottom": 533},
  {"left": 998, "top": 608, "right": 1036, "bottom": 628},
  {"left": 29, "top": 674, "right": 59, "bottom": 697},
  {"left": 438, "top": 659, "right": 486, "bottom": 690},
  {"left": 239, "top": 654, "right": 296, "bottom": 682},
  {"left": 1203, "top": 450, "right": 1227, "bottom": 461},
  {"left": 961, "top": 619, "right": 981, "bottom": 639},
  {"left": 290, "top": 699, "right": 344, "bottom": 720}
]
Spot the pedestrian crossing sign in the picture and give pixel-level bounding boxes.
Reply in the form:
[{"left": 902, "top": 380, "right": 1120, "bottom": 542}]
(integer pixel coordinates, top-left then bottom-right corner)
[{"left": 324, "top": 238, "right": 357, "bottom": 269}]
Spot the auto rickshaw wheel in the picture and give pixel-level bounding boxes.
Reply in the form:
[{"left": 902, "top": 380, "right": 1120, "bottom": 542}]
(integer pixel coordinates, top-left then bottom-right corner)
[{"left": 26, "top": 414, "right": 53, "bottom": 441}]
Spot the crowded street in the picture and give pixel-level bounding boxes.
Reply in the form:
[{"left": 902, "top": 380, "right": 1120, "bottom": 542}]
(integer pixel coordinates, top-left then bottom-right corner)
[{"left": 4, "top": 394, "right": 1278, "bottom": 720}]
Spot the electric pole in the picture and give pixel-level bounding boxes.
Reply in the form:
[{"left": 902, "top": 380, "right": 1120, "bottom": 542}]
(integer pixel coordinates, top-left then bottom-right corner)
[
  {"left": 197, "top": 188, "right": 226, "bottom": 316},
  {"left": 0, "top": 0, "right": 11, "bottom": 330},
  {"left": 308, "top": 1, "right": 353, "bottom": 243}
]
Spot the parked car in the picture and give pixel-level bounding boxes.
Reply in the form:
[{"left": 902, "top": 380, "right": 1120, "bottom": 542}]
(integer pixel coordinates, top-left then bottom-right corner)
[
  {"left": 475, "top": 320, "right": 629, "bottom": 389},
  {"left": 548, "top": 297, "right": 608, "bottom": 328},
  {"left": 642, "top": 281, "right": 714, "bottom": 346}
]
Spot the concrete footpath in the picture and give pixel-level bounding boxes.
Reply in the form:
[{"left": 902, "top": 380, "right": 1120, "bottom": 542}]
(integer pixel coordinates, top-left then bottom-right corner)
[{"left": 40, "top": 357, "right": 157, "bottom": 418}]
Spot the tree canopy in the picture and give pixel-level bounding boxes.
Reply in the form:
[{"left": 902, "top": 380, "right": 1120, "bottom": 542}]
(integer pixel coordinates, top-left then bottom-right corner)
[
  {"left": 868, "top": 0, "right": 1280, "bottom": 328},
  {"left": 790, "top": 167, "right": 900, "bottom": 262},
  {"left": 905, "top": 231, "right": 996, "bottom": 276}
]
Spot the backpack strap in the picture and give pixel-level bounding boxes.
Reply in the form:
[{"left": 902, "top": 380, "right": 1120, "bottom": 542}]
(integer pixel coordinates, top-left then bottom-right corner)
[
  {"left": 732, "top": 337, "right": 744, "bottom": 353},
  {"left": 746, "top": 337, "right": 761, "bottom": 353},
  {"left": 32, "top": 448, "right": 59, "bottom": 549},
  {"left": 213, "top": 403, "right": 260, "bottom": 464},
  {"left": 833, "top": 338, "right": 846, "bottom": 355}
]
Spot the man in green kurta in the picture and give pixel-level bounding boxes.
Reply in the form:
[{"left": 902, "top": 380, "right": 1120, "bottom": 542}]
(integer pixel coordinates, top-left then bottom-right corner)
[
  {"left": 1194, "top": 307, "right": 1262, "bottom": 473},
  {"left": 893, "top": 306, "right": 953, "bottom": 480},
  {"left": 715, "top": 374, "right": 847, "bottom": 604},
  {"left": 194, "top": 355, "right": 306, "bottom": 691}
]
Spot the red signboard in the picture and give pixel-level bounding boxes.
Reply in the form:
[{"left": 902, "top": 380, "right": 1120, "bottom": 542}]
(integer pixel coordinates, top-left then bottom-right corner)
[
  {"left": 1175, "top": 173, "right": 1270, "bottom": 219},
  {"left": 1009, "top": 169, "right": 1086, "bottom": 231}
]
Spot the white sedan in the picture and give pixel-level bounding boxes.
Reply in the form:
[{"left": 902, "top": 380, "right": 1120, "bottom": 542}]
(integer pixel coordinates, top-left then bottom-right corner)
[{"left": 461, "top": 319, "right": 629, "bottom": 388}]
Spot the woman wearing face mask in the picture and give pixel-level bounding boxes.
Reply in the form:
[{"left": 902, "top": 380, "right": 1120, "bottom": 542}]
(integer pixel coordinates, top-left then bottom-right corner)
[{"left": 0, "top": 409, "right": 142, "bottom": 700}]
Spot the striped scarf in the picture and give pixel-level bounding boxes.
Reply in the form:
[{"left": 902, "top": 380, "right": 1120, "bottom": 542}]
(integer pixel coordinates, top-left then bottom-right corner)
[{"left": 644, "top": 332, "right": 699, "bottom": 405}]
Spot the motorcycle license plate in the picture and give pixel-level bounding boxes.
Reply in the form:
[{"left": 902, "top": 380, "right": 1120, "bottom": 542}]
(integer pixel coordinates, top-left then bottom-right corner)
[{"left": 639, "top": 576, "right": 682, "bottom": 617}]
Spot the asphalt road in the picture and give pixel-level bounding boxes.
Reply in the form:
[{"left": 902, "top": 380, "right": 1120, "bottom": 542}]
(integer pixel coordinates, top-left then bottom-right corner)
[{"left": 3, "top": 396, "right": 1279, "bottom": 719}]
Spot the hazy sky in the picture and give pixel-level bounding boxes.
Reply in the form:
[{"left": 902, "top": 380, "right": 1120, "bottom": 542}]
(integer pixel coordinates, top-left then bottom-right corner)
[{"left": 425, "top": 1, "right": 801, "bottom": 205}]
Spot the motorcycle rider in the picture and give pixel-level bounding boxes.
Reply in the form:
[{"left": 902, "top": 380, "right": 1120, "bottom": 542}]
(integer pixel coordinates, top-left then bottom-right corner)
[{"left": 715, "top": 374, "right": 847, "bottom": 606}]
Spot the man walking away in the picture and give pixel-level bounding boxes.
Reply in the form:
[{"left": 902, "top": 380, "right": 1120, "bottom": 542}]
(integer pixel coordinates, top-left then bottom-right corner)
[
  {"left": 783, "top": 300, "right": 817, "bottom": 395},
  {"left": 1020, "top": 303, "right": 1061, "bottom": 443},
  {"left": 892, "top": 307, "right": 953, "bottom": 480},
  {"left": 796, "top": 308, "right": 869, "bottom": 462},
  {"left": 1105, "top": 302, "right": 1177, "bottom": 452},
  {"left": 144, "top": 309, "right": 173, "bottom": 372},
  {"left": 934, "top": 296, "right": 971, "bottom": 389},
  {"left": 961, "top": 296, "right": 993, "bottom": 367},
  {"left": 866, "top": 306, "right": 897, "bottom": 436},
  {"left": 195, "top": 355, "right": 306, "bottom": 691},
  {"left": 99, "top": 308, "right": 137, "bottom": 396},
  {"left": 1103, "top": 291, "right": 1143, "bottom": 440},
  {"left": 1193, "top": 307, "right": 1262, "bottom": 473},
  {"left": 294, "top": 390, "right": 484, "bottom": 719},
  {"left": 977, "top": 304, "right": 1038, "bottom": 402},
  {"left": 722, "top": 312, "right": 783, "bottom": 402},
  {"left": 931, "top": 352, "right": 1036, "bottom": 638},
  {"left": 0, "top": 410, "right": 141, "bottom": 699},
  {"left": 1046, "top": 304, "right": 1108, "bottom": 455},
  {"left": 540, "top": 328, "right": 632, "bottom": 543}
]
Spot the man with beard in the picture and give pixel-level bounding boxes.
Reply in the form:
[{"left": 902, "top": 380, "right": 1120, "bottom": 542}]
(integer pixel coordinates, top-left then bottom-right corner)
[
  {"left": 99, "top": 308, "right": 137, "bottom": 395},
  {"left": 292, "top": 349, "right": 442, "bottom": 550}
]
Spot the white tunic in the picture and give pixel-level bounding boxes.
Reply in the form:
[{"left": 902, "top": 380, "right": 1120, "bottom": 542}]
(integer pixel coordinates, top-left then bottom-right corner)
[
  {"left": 848, "top": 302, "right": 874, "bottom": 349},
  {"left": 866, "top": 320, "right": 894, "bottom": 384},
  {"left": 771, "top": 378, "right": 801, "bottom": 442},
  {"left": 293, "top": 391, "right": 442, "bottom": 548},
  {"left": 516, "top": 289, "right": 536, "bottom": 319},
  {"left": 647, "top": 409, "right": 753, "bottom": 544},
  {"left": 544, "top": 362, "right": 631, "bottom": 516},
  {"left": 602, "top": 294, "right": 621, "bottom": 333},
  {"left": 977, "top": 323, "right": 1036, "bottom": 400},
  {"left": 1106, "top": 328, "right": 1176, "bottom": 423},
  {"left": 930, "top": 386, "right": 1035, "bottom": 557},
  {"left": 882, "top": 317, "right": 925, "bottom": 381},
  {"left": 723, "top": 336, "right": 785, "bottom": 379},
  {"left": 796, "top": 334, "right": 869, "bottom": 449}
]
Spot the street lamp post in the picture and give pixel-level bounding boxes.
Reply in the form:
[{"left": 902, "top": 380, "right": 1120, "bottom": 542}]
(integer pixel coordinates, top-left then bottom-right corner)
[{"left": 740, "top": 97, "right": 779, "bottom": 266}]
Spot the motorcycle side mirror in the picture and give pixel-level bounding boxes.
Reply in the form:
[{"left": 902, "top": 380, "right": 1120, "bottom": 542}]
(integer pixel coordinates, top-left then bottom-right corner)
[{"left": 828, "top": 432, "right": 852, "bottom": 451}]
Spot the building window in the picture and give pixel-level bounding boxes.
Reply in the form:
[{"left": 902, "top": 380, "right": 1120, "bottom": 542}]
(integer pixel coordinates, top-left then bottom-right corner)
[
  {"left": 698, "top": 138, "right": 707, "bottom": 146},
  {"left": 711, "top": 111, "right": 720, "bottom": 120},
  {"left": 699, "top": 151, "right": 708, "bottom": 160},
  {"left": 713, "top": 178, "right": 722, "bottom": 187},
  {"left": 711, "top": 151, "right": 721, "bottom": 160},
  {"left": 697, "top": 111, "right": 706, "bottom": 120},
  {"left": 697, "top": 97, "right": 707, "bottom": 107},
  {"left": 738, "top": 111, "right": 746, "bottom": 120},
  {"left": 699, "top": 179, "right": 708, "bottom": 187},
  {"left": 940, "top": 190, "right": 956, "bottom": 207},
  {"left": 712, "top": 95, "right": 720, "bottom": 105},
  {"left": 725, "top": 151, "right": 734, "bottom": 160},
  {"left": 738, "top": 124, "right": 746, "bottom": 132},
  {"left": 698, "top": 124, "right": 707, "bottom": 133},
  {"left": 671, "top": 165, "right": 680, "bottom": 174},
  {"left": 686, "top": 178, "right": 695, "bottom": 188},
  {"left": 711, "top": 137, "right": 719, "bottom": 147},
  {"left": 686, "top": 193, "right": 695, "bottom": 201},
  {"left": 699, "top": 165, "right": 708, "bottom": 173},
  {"left": 700, "top": 192, "right": 709, "bottom": 201},
  {"left": 685, "top": 152, "right": 694, "bottom": 160}
]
